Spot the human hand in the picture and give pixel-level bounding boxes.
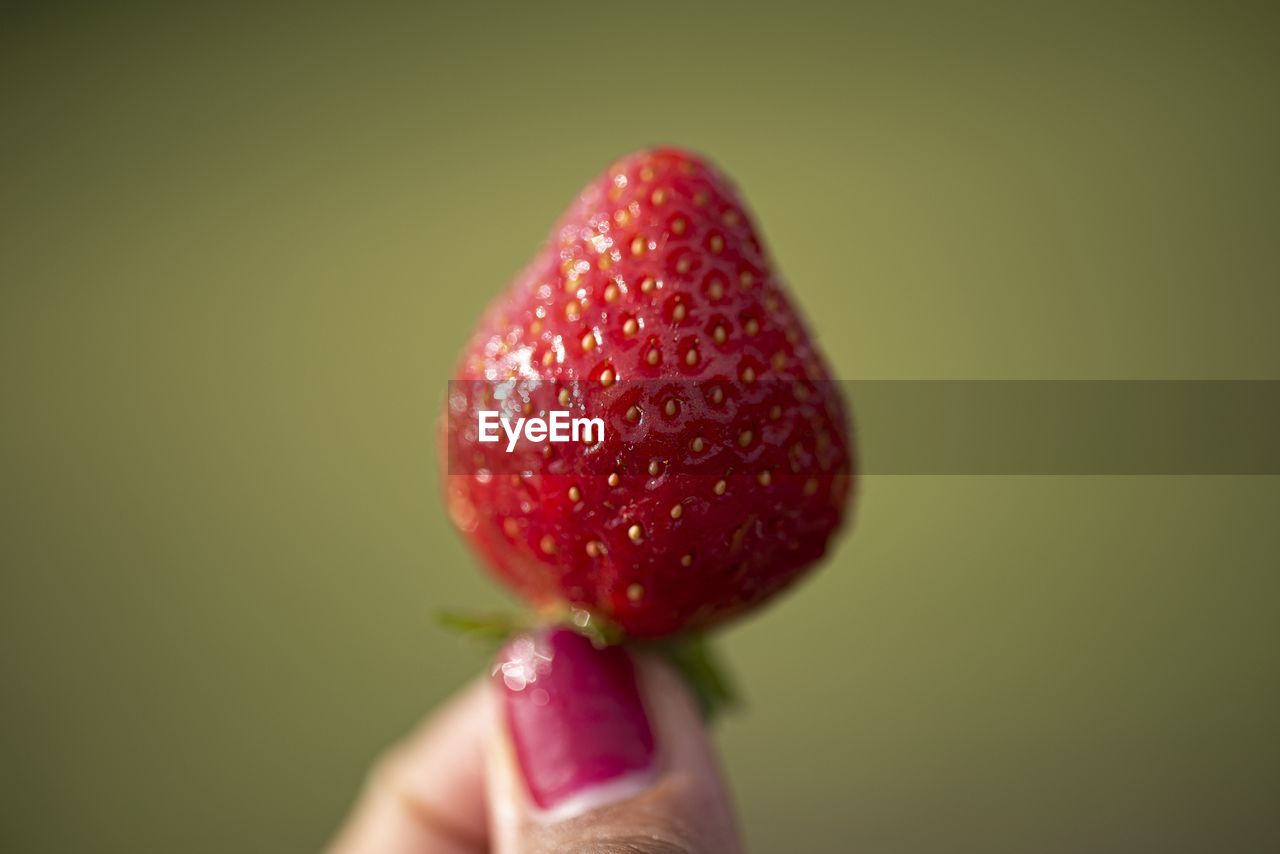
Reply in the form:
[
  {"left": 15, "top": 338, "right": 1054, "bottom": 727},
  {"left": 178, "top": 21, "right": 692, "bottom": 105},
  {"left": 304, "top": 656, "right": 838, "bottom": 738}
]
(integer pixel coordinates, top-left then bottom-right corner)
[{"left": 327, "top": 629, "right": 743, "bottom": 853}]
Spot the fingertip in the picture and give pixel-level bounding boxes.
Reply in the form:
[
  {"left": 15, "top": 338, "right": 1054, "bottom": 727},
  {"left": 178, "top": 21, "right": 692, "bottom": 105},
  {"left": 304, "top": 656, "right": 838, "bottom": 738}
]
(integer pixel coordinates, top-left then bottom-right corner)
[
  {"left": 632, "top": 651, "right": 742, "bottom": 848},
  {"left": 486, "top": 630, "right": 743, "bottom": 853}
]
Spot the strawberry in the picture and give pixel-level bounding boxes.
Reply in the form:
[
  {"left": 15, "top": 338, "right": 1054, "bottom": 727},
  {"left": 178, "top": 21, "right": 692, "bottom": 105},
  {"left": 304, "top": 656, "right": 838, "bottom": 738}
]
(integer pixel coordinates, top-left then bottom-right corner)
[{"left": 443, "top": 148, "right": 854, "bottom": 639}]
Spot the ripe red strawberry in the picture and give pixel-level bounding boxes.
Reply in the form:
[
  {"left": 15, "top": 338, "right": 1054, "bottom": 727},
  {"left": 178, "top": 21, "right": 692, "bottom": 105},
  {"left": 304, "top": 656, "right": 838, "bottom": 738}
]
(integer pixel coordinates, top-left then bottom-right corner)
[{"left": 443, "top": 148, "right": 854, "bottom": 639}]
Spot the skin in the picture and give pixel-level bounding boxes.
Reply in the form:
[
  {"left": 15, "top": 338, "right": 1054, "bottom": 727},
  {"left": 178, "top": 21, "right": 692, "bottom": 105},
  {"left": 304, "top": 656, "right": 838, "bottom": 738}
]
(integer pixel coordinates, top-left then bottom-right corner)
[{"left": 327, "top": 653, "right": 743, "bottom": 854}]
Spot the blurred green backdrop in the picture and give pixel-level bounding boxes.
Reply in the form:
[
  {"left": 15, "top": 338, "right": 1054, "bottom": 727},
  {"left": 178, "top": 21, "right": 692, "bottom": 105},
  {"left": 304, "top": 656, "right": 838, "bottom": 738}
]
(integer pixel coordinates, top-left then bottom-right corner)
[{"left": 2, "top": 2, "right": 1278, "bottom": 852}]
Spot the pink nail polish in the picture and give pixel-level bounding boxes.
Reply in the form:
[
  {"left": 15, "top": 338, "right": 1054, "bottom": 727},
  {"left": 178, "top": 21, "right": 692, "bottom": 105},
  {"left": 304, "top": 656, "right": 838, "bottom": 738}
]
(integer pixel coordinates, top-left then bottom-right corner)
[{"left": 495, "top": 628, "right": 655, "bottom": 812}]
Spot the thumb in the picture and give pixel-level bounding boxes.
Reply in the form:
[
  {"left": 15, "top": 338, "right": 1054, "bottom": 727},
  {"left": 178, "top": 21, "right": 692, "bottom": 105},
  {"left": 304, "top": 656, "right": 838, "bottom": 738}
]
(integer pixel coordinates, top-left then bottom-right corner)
[{"left": 485, "top": 628, "right": 743, "bottom": 854}]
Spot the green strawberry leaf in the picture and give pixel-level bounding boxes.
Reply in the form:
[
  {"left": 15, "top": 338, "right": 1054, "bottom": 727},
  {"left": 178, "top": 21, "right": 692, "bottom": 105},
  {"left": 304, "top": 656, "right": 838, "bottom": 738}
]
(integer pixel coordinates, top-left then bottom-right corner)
[
  {"left": 650, "top": 634, "right": 741, "bottom": 721},
  {"left": 436, "top": 610, "right": 741, "bottom": 721},
  {"left": 435, "top": 610, "right": 534, "bottom": 643}
]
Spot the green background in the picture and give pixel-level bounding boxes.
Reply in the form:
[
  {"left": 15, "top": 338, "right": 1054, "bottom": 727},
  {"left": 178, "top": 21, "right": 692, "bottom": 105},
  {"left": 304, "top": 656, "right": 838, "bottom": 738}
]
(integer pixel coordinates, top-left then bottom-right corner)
[{"left": 2, "top": 3, "right": 1278, "bottom": 852}]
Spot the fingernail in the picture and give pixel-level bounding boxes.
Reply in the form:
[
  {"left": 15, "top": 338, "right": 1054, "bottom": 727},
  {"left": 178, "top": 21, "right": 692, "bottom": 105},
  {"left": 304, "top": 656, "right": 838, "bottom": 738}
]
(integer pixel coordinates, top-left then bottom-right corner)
[{"left": 494, "top": 628, "right": 655, "bottom": 813}]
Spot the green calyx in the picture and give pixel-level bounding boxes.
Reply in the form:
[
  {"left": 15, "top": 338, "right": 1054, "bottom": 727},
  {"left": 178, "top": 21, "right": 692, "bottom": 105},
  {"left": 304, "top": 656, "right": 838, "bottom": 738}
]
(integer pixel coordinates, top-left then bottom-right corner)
[{"left": 435, "top": 608, "right": 739, "bottom": 720}]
